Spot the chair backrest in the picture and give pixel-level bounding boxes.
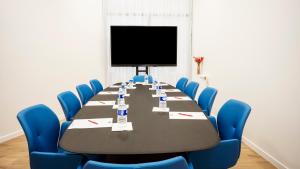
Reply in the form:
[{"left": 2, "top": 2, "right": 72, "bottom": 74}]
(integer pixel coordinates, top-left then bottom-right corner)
[
  {"left": 90, "top": 79, "right": 104, "bottom": 95},
  {"left": 83, "top": 156, "right": 189, "bottom": 169},
  {"left": 133, "top": 75, "right": 153, "bottom": 83},
  {"left": 76, "top": 84, "right": 94, "bottom": 105},
  {"left": 184, "top": 81, "right": 199, "bottom": 100},
  {"left": 197, "top": 87, "right": 218, "bottom": 116},
  {"left": 17, "top": 104, "right": 60, "bottom": 153},
  {"left": 57, "top": 91, "right": 81, "bottom": 121},
  {"left": 217, "top": 99, "right": 251, "bottom": 140},
  {"left": 176, "top": 77, "right": 188, "bottom": 91}
]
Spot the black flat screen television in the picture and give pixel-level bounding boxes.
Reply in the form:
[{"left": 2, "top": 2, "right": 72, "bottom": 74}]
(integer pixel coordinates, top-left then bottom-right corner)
[{"left": 110, "top": 26, "right": 177, "bottom": 66}]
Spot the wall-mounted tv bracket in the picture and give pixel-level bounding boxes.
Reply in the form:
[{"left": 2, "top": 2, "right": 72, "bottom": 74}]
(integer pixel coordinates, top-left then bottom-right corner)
[{"left": 136, "top": 66, "right": 149, "bottom": 75}]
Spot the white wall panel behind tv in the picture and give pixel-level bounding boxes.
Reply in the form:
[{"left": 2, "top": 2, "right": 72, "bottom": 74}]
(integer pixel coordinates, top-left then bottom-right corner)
[{"left": 103, "top": 0, "right": 193, "bottom": 86}]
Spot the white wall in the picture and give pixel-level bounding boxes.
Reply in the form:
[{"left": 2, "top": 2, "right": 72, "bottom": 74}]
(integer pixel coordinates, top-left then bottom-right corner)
[
  {"left": 192, "top": 0, "right": 300, "bottom": 169},
  {"left": 0, "top": 0, "right": 106, "bottom": 142}
]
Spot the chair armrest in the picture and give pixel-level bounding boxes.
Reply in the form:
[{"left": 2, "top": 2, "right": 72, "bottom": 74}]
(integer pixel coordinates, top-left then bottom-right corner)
[
  {"left": 59, "top": 121, "right": 71, "bottom": 140},
  {"left": 188, "top": 139, "right": 241, "bottom": 169},
  {"left": 30, "top": 151, "right": 83, "bottom": 169},
  {"left": 207, "top": 116, "right": 218, "bottom": 132}
]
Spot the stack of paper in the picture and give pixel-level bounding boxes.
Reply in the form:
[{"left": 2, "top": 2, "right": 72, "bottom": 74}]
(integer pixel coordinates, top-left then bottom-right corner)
[
  {"left": 68, "top": 118, "right": 113, "bottom": 129},
  {"left": 167, "top": 96, "right": 192, "bottom": 101},
  {"left": 152, "top": 107, "right": 170, "bottom": 112},
  {"left": 98, "top": 91, "right": 118, "bottom": 95},
  {"left": 169, "top": 112, "right": 207, "bottom": 120},
  {"left": 112, "top": 122, "right": 133, "bottom": 131},
  {"left": 112, "top": 104, "right": 129, "bottom": 109},
  {"left": 162, "top": 89, "right": 181, "bottom": 93},
  {"left": 86, "top": 101, "right": 115, "bottom": 106}
]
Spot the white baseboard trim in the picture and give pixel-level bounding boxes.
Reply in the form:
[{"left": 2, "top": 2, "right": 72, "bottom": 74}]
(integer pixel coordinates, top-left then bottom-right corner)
[
  {"left": 0, "top": 129, "right": 23, "bottom": 144},
  {"left": 243, "top": 136, "right": 289, "bottom": 169}
]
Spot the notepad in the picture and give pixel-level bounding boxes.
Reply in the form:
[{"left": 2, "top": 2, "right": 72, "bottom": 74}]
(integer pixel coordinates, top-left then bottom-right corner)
[
  {"left": 68, "top": 118, "right": 113, "bottom": 129},
  {"left": 167, "top": 96, "right": 192, "bottom": 101},
  {"left": 112, "top": 122, "right": 133, "bottom": 131},
  {"left": 86, "top": 101, "right": 115, "bottom": 106},
  {"left": 98, "top": 91, "right": 118, "bottom": 95},
  {"left": 169, "top": 112, "right": 207, "bottom": 120},
  {"left": 162, "top": 89, "right": 181, "bottom": 92},
  {"left": 152, "top": 107, "right": 170, "bottom": 112},
  {"left": 112, "top": 104, "right": 129, "bottom": 109}
]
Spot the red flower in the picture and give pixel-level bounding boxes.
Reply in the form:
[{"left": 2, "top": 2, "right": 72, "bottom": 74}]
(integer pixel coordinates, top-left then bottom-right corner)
[{"left": 193, "top": 56, "right": 204, "bottom": 64}]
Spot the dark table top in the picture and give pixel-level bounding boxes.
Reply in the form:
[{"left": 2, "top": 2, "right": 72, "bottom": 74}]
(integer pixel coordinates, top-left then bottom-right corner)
[{"left": 59, "top": 83, "right": 219, "bottom": 155}]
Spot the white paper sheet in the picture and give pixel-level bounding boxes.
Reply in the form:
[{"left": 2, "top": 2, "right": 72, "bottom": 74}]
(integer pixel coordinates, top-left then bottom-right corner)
[
  {"left": 152, "top": 94, "right": 160, "bottom": 97},
  {"left": 160, "top": 83, "right": 169, "bottom": 86},
  {"left": 149, "top": 88, "right": 156, "bottom": 91},
  {"left": 126, "top": 86, "right": 136, "bottom": 89},
  {"left": 162, "top": 89, "right": 181, "bottom": 92},
  {"left": 152, "top": 107, "right": 170, "bottom": 112},
  {"left": 68, "top": 118, "right": 113, "bottom": 129},
  {"left": 86, "top": 101, "right": 115, "bottom": 106},
  {"left": 112, "top": 104, "right": 129, "bottom": 109},
  {"left": 98, "top": 91, "right": 118, "bottom": 95},
  {"left": 167, "top": 96, "right": 192, "bottom": 101},
  {"left": 112, "top": 122, "right": 133, "bottom": 131},
  {"left": 169, "top": 112, "right": 207, "bottom": 120},
  {"left": 109, "top": 85, "right": 121, "bottom": 88},
  {"left": 135, "top": 82, "right": 144, "bottom": 84}
]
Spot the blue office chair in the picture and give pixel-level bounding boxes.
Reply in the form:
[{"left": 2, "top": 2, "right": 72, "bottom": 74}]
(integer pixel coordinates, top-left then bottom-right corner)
[
  {"left": 76, "top": 84, "right": 94, "bottom": 105},
  {"left": 184, "top": 81, "right": 199, "bottom": 100},
  {"left": 90, "top": 79, "right": 104, "bottom": 95},
  {"left": 197, "top": 87, "right": 218, "bottom": 116},
  {"left": 17, "top": 104, "right": 83, "bottom": 169},
  {"left": 133, "top": 75, "right": 153, "bottom": 83},
  {"left": 83, "top": 156, "right": 192, "bottom": 169},
  {"left": 176, "top": 77, "right": 188, "bottom": 92},
  {"left": 188, "top": 99, "right": 251, "bottom": 169},
  {"left": 57, "top": 91, "right": 81, "bottom": 121}
]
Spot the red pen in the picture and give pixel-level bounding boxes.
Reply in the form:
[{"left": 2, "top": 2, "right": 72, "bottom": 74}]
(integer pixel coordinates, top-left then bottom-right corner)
[
  {"left": 98, "top": 101, "right": 106, "bottom": 104},
  {"left": 175, "top": 97, "right": 183, "bottom": 99},
  {"left": 179, "top": 113, "right": 193, "bottom": 117},
  {"left": 88, "top": 120, "right": 98, "bottom": 125}
]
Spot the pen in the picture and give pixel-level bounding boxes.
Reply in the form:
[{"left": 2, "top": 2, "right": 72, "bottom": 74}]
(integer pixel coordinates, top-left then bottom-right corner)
[
  {"left": 88, "top": 120, "right": 98, "bottom": 125},
  {"left": 179, "top": 113, "right": 193, "bottom": 117},
  {"left": 175, "top": 97, "right": 183, "bottom": 99},
  {"left": 98, "top": 101, "right": 106, "bottom": 104}
]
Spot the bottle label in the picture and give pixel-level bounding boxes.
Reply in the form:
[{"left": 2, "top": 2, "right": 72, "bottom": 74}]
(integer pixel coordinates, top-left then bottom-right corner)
[
  {"left": 160, "top": 96, "right": 167, "bottom": 101},
  {"left": 119, "top": 94, "right": 124, "bottom": 99},
  {"left": 117, "top": 109, "right": 128, "bottom": 116}
]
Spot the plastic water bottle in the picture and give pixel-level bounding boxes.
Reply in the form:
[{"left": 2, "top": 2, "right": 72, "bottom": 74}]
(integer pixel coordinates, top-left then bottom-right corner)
[
  {"left": 117, "top": 88, "right": 125, "bottom": 105},
  {"left": 129, "top": 79, "right": 134, "bottom": 88},
  {"left": 144, "top": 74, "right": 149, "bottom": 84},
  {"left": 159, "top": 91, "right": 167, "bottom": 108},
  {"left": 156, "top": 82, "right": 162, "bottom": 95},
  {"left": 152, "top": 80, "right": 157, "bottom": 90},
  {"left": 121, "top": 82, "right": 127, "bottom": 94},
  {"left": 117, "top": 103, "right": 128, "bottom": 124}
]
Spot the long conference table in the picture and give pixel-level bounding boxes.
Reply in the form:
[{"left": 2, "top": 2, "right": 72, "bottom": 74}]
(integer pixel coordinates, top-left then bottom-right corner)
[{"left": 59, "top": 82, "right": 219, "bottom": 157}]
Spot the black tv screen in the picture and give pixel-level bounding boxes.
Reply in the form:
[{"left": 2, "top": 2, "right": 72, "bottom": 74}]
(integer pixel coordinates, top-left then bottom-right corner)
[{"left": 110, "top": 26, "right": 177, "bottom": 66}]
